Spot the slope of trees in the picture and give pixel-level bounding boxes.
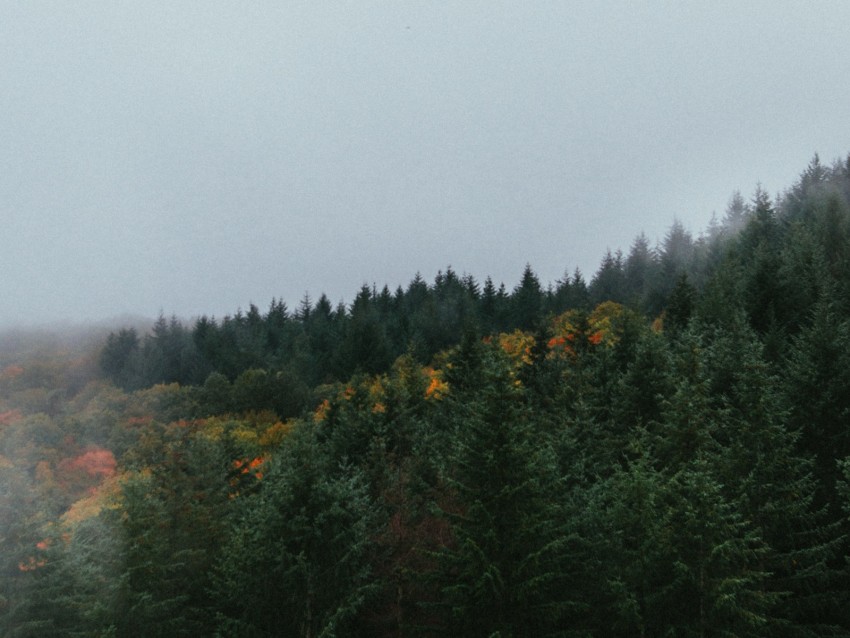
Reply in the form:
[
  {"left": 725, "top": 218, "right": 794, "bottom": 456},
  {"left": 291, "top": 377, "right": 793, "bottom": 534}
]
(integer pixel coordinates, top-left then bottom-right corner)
[{"left": 2, "top": 153, "right": 850, "bottom": 635}]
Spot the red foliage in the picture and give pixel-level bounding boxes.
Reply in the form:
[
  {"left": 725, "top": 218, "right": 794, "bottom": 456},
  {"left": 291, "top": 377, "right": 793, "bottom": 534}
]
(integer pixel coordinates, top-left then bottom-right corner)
[
  {"left": 547, "top": 336, "right": 566, "bottom": 349},
  {"left": 0, "top": 364, "right": 24, "bottom": 380},
  {"left": 0, "top": 409, "right": 23, "bottom": 425},
  {"left": 67, "top": 448, "right": 117, "bottom": 477},
  {"left": 57, "top": 448, "right": 117, "bottom": 483},
  {"left": 18, "top": 538, "right": 50, "bottom": 572}
]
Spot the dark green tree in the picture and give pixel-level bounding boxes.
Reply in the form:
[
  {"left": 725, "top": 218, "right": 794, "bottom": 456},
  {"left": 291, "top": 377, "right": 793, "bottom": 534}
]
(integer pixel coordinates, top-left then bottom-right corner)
[
  {"left": 590, "top": 249, "right": 627, "bottom": 305},
  {"left": 511, "top": 263, "right": 544, "bottom": 331},
  {"left": 431, "top": 341, "right": 582, "bottom": 637},
  {"left": 100, "top": 328, "right": 141, "bottom": 390},
  {"left": 665, "top": 272, "right": 696, "bottom": 333},
  {"left": 213, "top": 426, "right": 378, "bottom": 637}
]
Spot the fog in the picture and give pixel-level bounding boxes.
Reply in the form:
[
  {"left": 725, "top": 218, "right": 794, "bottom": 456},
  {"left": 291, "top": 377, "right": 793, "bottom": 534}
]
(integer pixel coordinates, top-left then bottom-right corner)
[{"left": 2, "top": 2, "right": 849, "bottom": 327}]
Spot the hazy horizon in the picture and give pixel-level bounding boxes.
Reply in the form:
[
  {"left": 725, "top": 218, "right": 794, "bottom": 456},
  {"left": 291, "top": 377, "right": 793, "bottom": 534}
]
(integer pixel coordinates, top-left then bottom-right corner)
[{"left": 2, "top": 2, "right": 849, "bottom": 329}]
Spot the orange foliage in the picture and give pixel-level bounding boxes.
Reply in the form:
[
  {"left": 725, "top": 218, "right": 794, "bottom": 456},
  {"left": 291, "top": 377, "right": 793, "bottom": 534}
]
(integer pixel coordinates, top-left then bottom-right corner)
[
  {"left": 19, "top": 556, "right": 46, "bottom": 572},
  {"left": 546, "top": 335, "right": 575, "bottom": 357},
  {"left": 232, "top": 455, "right": 267, "bottom": 481},
  {"left": 547, "top": 335, "right": 566, "bottom": 349},
  {"left": 18, "top": 537, "right": 51, "bottom": 572},
  {"left": 424, "top": 368, "right": 448, "bottom": 400}
]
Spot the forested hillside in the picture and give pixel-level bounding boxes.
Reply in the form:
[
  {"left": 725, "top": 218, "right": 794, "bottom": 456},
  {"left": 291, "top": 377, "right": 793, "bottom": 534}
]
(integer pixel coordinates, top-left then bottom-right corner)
[{"left": 3, "top": 154, "right": 850, "bottom": 636}]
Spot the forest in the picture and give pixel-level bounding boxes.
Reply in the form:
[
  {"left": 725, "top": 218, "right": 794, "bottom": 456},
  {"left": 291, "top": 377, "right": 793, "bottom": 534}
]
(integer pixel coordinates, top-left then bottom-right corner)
[{"left": 3, "top": 153, "right": 850, "bottom": 636}]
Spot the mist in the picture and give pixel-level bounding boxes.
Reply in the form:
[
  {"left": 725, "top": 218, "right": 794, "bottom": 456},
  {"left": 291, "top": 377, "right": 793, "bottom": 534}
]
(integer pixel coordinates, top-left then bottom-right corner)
[{"left": 1, "top": 3, "right": 849, "bottom": 328}]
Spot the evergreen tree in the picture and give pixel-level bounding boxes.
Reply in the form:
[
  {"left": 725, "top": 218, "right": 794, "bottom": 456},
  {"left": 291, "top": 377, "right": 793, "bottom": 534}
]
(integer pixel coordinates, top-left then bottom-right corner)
[
  {"left": 700, "top": 319, "right": 846, "bottom": 635},
  {"left": 100, "top": 327, "right": 141, "bottom": 390},
  {"left": 723, "top": 189, "right": 749, "bottom": 233},
  {"left": 624, "top": 232, "right": 658, "bottom": 311},
  {"left": 106, "top": 429, "right": 231, "bottom": 637},
  {"left": 783, "top": 293, "right": 850, "bottom": 515},
  {"left": 431, "top": 341, "right": 581, "bottom": 637},
  {"left": 590, "top": 249, "right": 627, "bottom": 305},
  {"left": 665, "top": 272, "right": 696, "bottom": 333},
  {"left": 213, "top": 427, "right": 378, "bottom": 638},
  {"left": 511, "top": 263, "right": 544, "bottom": 331}
]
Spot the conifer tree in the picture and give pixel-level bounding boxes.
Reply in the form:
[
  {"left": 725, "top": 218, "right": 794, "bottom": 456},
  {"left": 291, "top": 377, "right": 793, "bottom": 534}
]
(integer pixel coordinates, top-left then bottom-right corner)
[
  {"left": 700, "top": 318, "right": 845, "bottom": 635},
  {"left": 511, "top": 263, "right": 544, "bottom": 331},
  {"left": 783, "top": 293, "right": 850, "bottom": 515},
  {"left": 213, "top": 426, "right": 378, "bottom": 638},
  {"left": 431, "top": 340, "right": 582, "bottom": 637}
]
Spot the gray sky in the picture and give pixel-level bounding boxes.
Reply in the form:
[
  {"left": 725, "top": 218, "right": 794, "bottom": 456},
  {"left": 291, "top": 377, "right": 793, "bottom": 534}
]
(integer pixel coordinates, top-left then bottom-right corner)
[{"left": 2, "top": 2, "right": 849, "bottom": 327}]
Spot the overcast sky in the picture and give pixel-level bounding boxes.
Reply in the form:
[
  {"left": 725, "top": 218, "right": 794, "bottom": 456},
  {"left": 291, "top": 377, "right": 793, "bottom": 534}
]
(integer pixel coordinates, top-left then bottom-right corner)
[{"left": 1, "top": 2, "right": 849, "bottom": 327}]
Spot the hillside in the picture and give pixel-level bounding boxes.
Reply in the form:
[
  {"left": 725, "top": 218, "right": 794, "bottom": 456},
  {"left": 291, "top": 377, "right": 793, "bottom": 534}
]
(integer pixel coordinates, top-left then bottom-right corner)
[{"left": 2, "top": 153, "right": 850, "bottom": 636}]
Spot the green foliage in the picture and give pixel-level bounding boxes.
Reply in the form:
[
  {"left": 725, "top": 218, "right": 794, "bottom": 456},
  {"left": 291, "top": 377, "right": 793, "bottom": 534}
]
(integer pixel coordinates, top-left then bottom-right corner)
[
  {"left": 429, "top": 342, "right": 584, "bottom": 637},
  {"left": 8, "top": 151, "right": 850, "bottom": 636},
  {"left": 212, "top": 426, "right": 378, "bottom": 637}
]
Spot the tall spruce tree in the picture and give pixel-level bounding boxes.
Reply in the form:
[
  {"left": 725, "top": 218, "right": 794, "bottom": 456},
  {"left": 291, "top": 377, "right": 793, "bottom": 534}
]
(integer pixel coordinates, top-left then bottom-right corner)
[
  {"left": 213, "top": 426, "right": 378, "bottom": 638},
  {"left": 431, "top": 339, "right": 582, "bottom": 637}
]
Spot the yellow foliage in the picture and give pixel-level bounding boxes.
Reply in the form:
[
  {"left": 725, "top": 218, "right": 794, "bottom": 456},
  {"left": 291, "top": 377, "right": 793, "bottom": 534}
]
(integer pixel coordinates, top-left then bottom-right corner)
[
  {"left": 197, "top": 417, "right": 226, "bottom": 442},
  {"left": 259, "top": 420, "right": 295, "bottom": 447},
  {"left": 652, "top": 313, "right": 664, "bottom": 332},
  {"left": 587, "top": 301, "right": 625, "bottom": 346},
  {"left": 552, "top": 310, "right": 582, "bottom": 339},
  {"left": 498, "top": 330, "right": 535, "bottom": 367},
  {"left": 230, "top": 426, "right": 259, "bottom": 447},
  {"left": 549, "top": 302, "right": 627, "bottom": 355},
  {"left": 314, "top": 399, "right": 331, "bottom": 422},
  {"left": 367, "top": 376, "right": 388, "bottom": 413},
  {"left": 60, "top": 473, "right": 124, "bottom": 528},
  {"left": 35, "top": 460, "right": 54, "bottom": 484},
  {"left": 368, "top": 376, "right": 385, "bottom": 398}
]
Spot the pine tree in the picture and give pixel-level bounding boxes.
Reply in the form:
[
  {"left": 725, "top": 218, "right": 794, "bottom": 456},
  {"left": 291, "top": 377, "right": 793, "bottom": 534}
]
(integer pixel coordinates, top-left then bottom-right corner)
[
  {"left": 783, "top": 293, "right": 850, "bottom": 515},
  {"left": 665, "top": 272, "right": 696, "bottom": 333},
  {"left": 624, "top": 232, "right": 658, "bottom": 311},
  {"left": 511, "top": 264, "right": 544, "bottom": 331},
  {"left": 431, "top": 341, "right": 582, "bottom": 637},
  {"left": 590, "top": 249, "right": 627, "bottom": 305},
  {"left": 213, "top": 426, "right": 377, "bottom": 637},
  {"left": 700, "top": 318, "right": 845, "bottom": 635}
]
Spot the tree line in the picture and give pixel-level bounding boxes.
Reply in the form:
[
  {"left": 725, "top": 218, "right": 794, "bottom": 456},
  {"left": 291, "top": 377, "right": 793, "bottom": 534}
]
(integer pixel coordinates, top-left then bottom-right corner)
[{"left": 2, "top": 153, "right": 850, "bottom": 636}]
